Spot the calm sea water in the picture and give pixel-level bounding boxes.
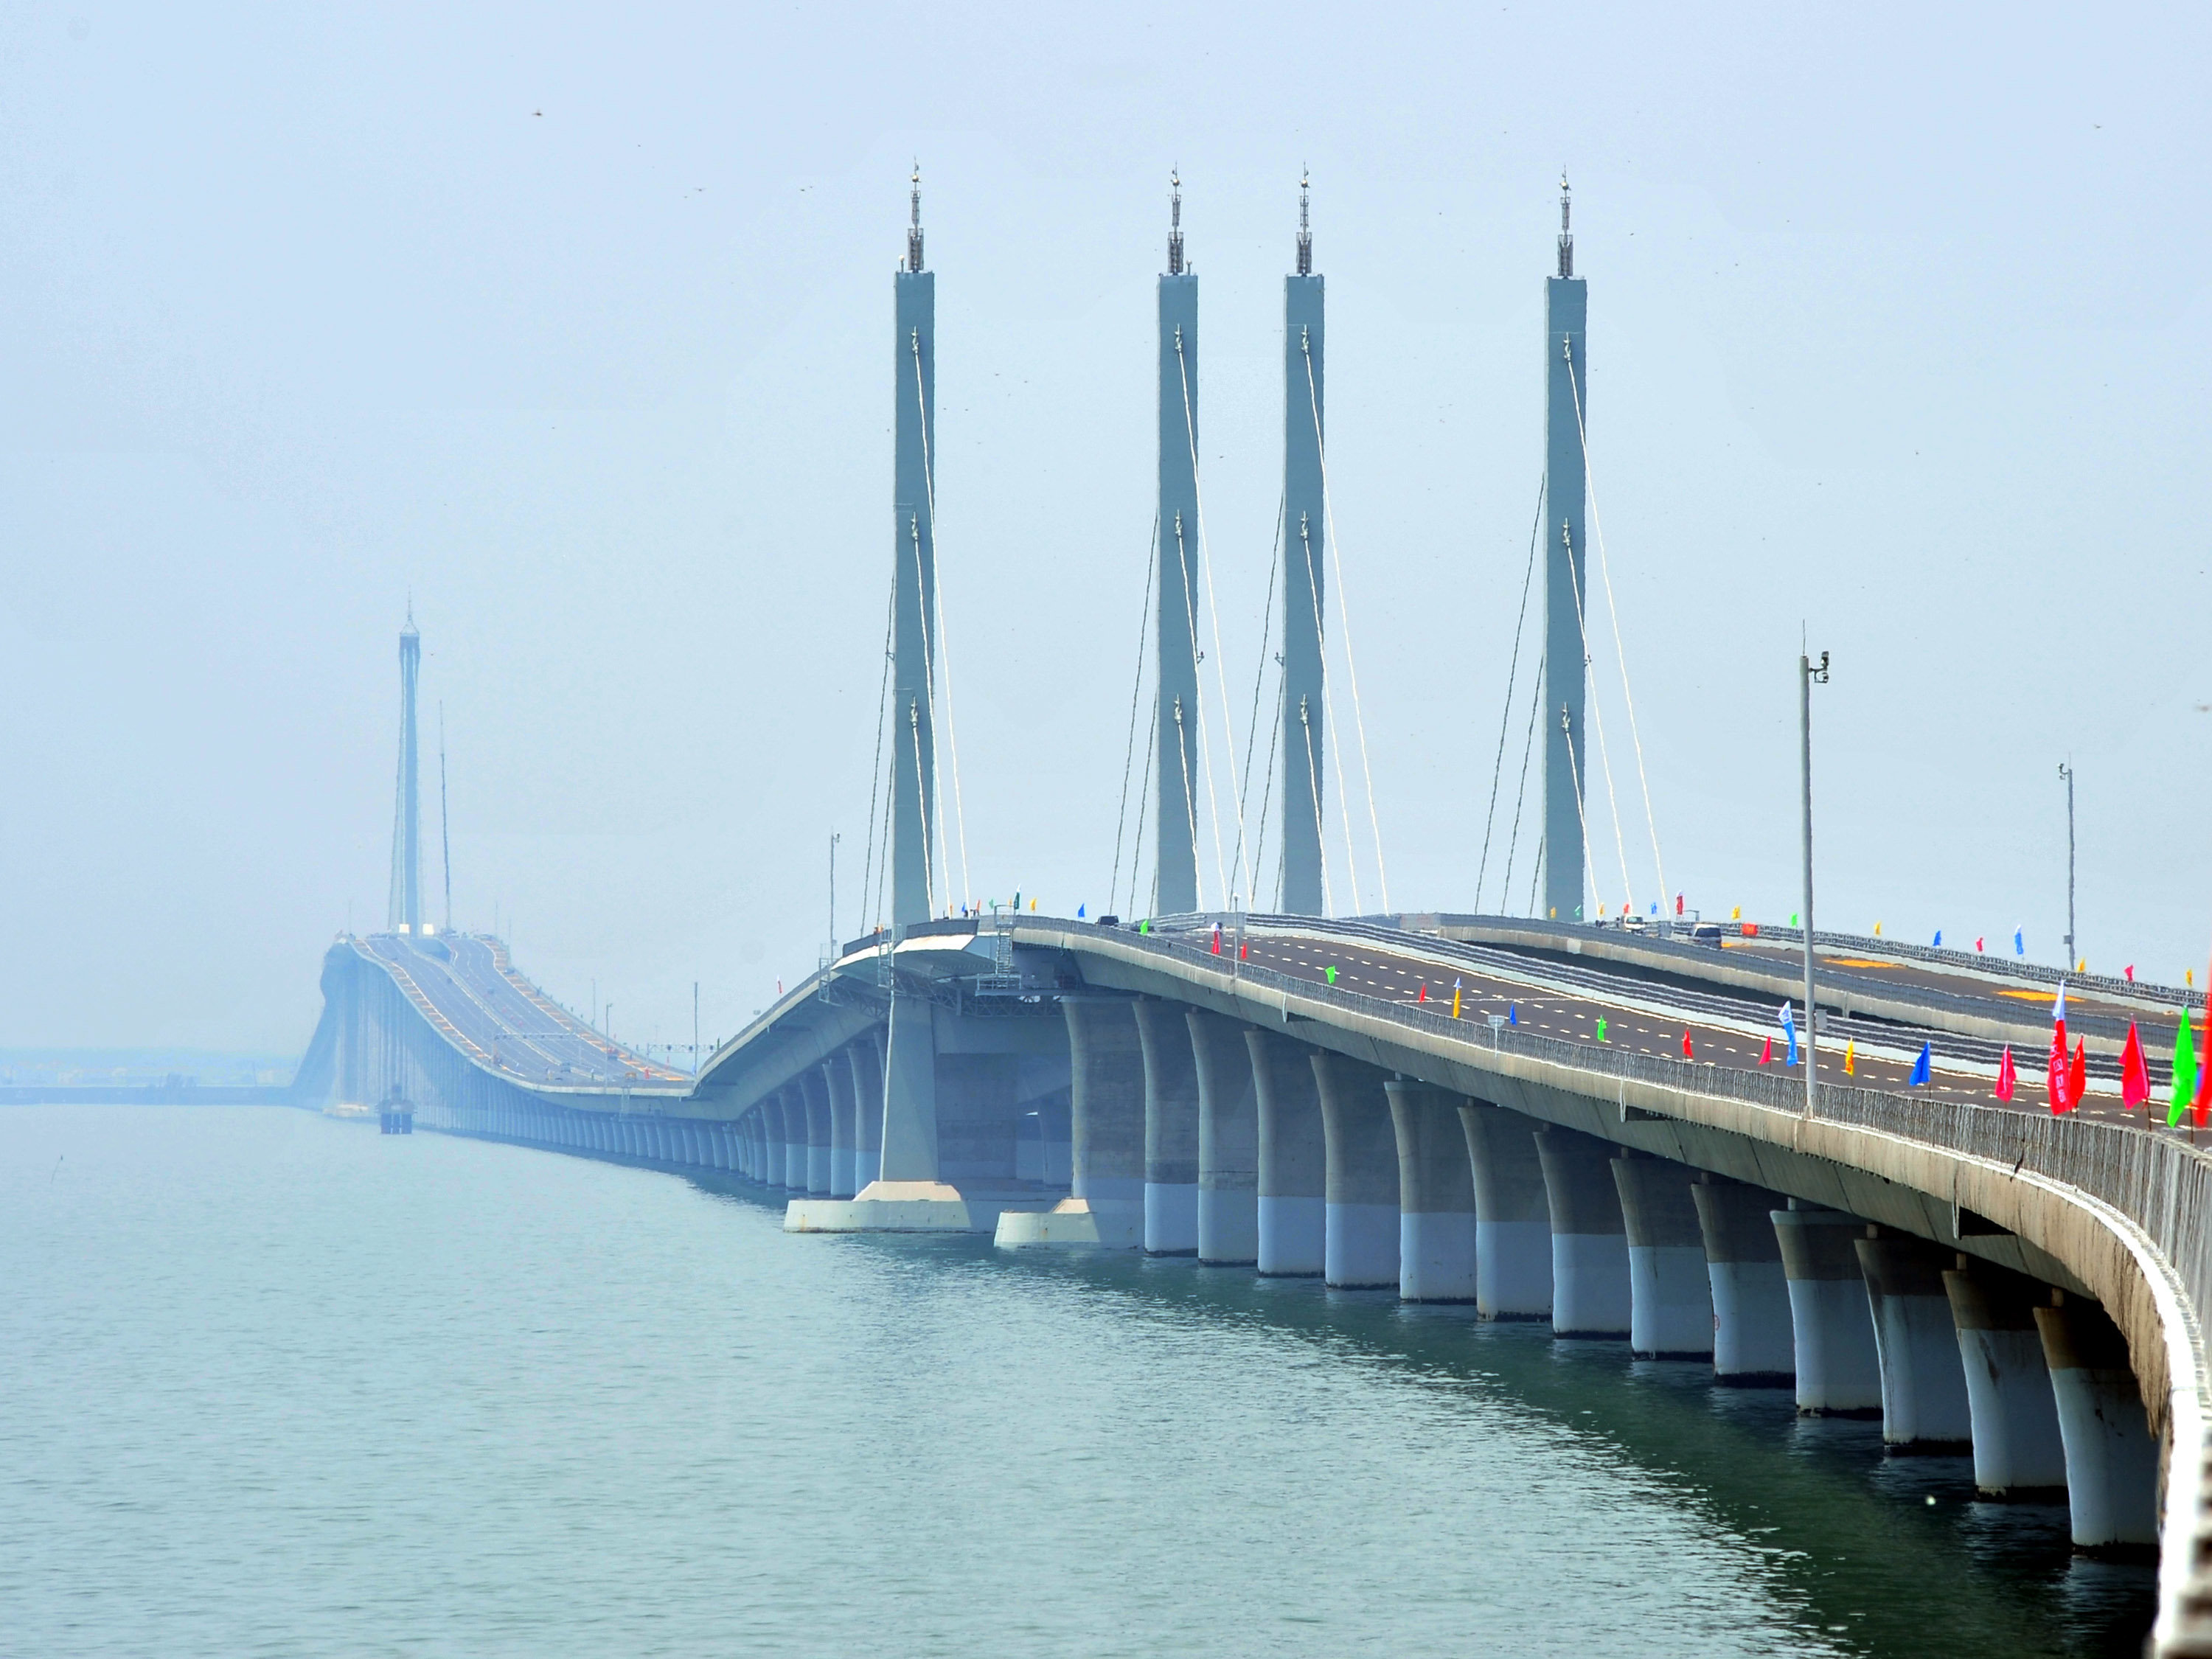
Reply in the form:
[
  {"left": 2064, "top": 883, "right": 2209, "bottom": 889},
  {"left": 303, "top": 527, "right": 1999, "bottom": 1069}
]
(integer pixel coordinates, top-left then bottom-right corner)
[{"left": 0, "top": 1105, "right": 2156, "bottom": 1658}]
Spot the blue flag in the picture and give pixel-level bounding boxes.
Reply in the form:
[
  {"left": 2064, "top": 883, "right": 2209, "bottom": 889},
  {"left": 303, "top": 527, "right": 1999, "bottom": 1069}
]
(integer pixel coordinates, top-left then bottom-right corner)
[
  {"left": 2014, "top": 928, "right": 2025, "bottom": 956},
  {"left": 1933, "top": 930, "right": 1943, "bottom": 948},
  {"left": 1909, "top": 1043, "right": 1932, "bottom": 1086},
  {"left": 1781, "top": 1002, "right": 1800, "bottom": 1068},
  {"left": 1509, "top": 1005, "right": 1518, "bottom": 1027},
  {"left": 1077, "top": 904, "right": 1086, "bottom": 918}
]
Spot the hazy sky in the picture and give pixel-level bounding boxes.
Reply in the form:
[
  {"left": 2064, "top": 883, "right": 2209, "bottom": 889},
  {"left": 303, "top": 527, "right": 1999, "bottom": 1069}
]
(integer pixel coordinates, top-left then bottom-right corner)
[{"left": 4, "top": 3, "right": 2208, "bottom": 1054}]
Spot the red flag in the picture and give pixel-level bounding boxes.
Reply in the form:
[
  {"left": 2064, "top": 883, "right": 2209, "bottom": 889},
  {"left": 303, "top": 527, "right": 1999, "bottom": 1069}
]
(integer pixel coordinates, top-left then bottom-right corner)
[
  {"left": 2125, "top": 964, "right": 2136, "bottom": 983},
  {"left": 1975, "top": 936, "right": 1985, "bottom": 953},
  {"left": 2048, "top": 984, "right": 2071, "bottom": 1114},
  {"left": 1675, "top": 894, "right": 1685, "bottom": 917},
  {"left": 1211, "top": 925, "right": 1222, "bottom": 956},
  {"left": 1995, "top": 1045, "right": 2017, "bottom": 1102},
  {"left": 1681, "top": 1030, "right": 1694, "bottom": 1059},
  {"left": 2121, "top": 1023, "right": 2150, "bottom": 1109},
  {"left": 1239, "top": 941, "right": 1248, "bottom": 961},
  {"left": 1759, "top": 1035, "right": 1773, "bottom": 1066},
  {"left": 2195, "top": 1014, "right": 2211, "bottom": 1127},
  {"left": 2066, "top": 1040, "right": 2087, "bottom": 1113},
  {"left": 1416, "top": 982, "right": 1427, "bottom": 1003}
]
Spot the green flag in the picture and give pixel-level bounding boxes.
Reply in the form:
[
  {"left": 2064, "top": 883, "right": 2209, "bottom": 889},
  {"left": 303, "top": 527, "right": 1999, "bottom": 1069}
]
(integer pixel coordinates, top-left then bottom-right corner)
[{"left": 2171, "top": 1011, "right": 2198, "bottom": 1127}]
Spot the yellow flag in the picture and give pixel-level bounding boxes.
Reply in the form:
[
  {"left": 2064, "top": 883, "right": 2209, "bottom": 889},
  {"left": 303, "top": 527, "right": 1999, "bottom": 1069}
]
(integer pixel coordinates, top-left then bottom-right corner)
[
  {"left": 1874, "top": 922, "right": 1882, "bottom": 937},
  {"left": 1451, "top": 985, "right": 1462, "bottom": 1020},
  {"left": 1843, "top": 1040, "right": 1857, "bottom": 1077},
  {"left": 1731, "top": 905, "right": 1741, "bottom": 920}
]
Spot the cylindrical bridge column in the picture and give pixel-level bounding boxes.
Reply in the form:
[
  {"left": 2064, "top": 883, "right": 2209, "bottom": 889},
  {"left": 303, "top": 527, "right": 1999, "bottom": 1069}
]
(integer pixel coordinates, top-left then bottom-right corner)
[
  {"left": 1612, "top": 1153, "right": 1713, "bottom": 1360},
  {"left": 801, "top": 1071, "right": 832, "bottom": 1195},
  {"left": 826, "top": 1059, "right": 858, "bottom": 1197},
  {"left": 849, "top": 1033, "right": 884, "bottom": 1191},
  {"left": 768, "top": 1091, "right": 801, "bottom": 1189},
  {"left": 1063, "top": 997, "right": 1146, "bottom": 1245},
  {"left": 1188, "top": 1010, "right": 1258, "bottom": 1265},
  {"left": 1458, "top": 1102, "right": 1551, "bottom": 1320},
  {"left": 1855, "top": 1230, "right": 1972, "bottom": 1451},
  {"left": 1387, "top": 1081, "right": 1475, "bottom": 1303},
  {"left": 1691, "top": 1176, "right": 1794, "bottom": 1385},
  {"left": 2035, "top": 1294, "right": 2159, "bottom": 1553},
  {"left": 1944, "top": 1258, "right": 2066, "bottom": 1499},
  {"left": 1133, "top": 1000, "right": 1200, "bottom": 1256},
  {"left": 1534, "top": 1126, "right": 1630, "bottom": 1337},
  {"left": 1247, "top": 1029, "right": 1324, "bottom": 1276},
  {"left": 1313, "top": 1053, "right": 1399, "bottom": 1290},
  {"left": 1773, "top": 1207, "right": 1882, "bottom": 1415}
]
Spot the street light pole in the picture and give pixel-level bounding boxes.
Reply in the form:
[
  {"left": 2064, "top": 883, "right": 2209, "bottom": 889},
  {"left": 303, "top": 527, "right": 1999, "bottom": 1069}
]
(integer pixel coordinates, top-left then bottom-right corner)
[
  {"left": 1800, "top": 647, "right": 1829, "bottom": 1119},
  {"left": 2058, "top": 762, "right": 2076, "bottom": 971}
]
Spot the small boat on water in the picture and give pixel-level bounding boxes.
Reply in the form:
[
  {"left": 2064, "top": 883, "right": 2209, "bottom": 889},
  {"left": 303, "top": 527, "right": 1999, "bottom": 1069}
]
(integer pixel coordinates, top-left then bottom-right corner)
[{"left": 321, "top": 1102, "right": 375, "bottom": 1121}]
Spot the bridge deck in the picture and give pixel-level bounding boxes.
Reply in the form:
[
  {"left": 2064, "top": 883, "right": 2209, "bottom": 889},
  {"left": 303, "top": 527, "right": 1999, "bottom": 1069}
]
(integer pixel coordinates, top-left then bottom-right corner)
[{"left": 358, "top": 933, "right": 689, "bottom": 1091}]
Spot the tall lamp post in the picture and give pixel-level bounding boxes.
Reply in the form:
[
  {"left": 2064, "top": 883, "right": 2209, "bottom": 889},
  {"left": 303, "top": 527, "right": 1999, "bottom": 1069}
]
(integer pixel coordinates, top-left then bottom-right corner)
[
  {"left": 1800, "top": 647, "right": 1829, "bottom": 1119},
  {"left": 2058, "top": 762, "right": 2076, "bottom": 972}
]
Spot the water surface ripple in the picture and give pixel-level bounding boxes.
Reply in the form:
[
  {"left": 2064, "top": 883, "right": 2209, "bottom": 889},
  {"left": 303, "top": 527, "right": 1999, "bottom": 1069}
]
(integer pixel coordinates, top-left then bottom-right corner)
[{"left": 0, "top": 1107, "right": 2154, "bottom": 1656}]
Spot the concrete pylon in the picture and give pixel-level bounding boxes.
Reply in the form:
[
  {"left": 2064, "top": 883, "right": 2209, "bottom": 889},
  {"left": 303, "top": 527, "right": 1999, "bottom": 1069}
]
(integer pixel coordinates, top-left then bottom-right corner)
[
  {"left": 1773, "top": 1206, "right": 1882, "bottom": 1414},
  {"left": 996, "top": 997, "right": 1144, "bottom": 1248},
  {"left": 1279, "top": 175, "right": 1326, "bottom": 916},
  {"left": 825, "top": 1060, "right": 858, "bottom": 1198},
  {"left": 1187, "top": 1009, "right": 1259, "bottom": 1265},
  {"left": 1457, "top": 1102, "right": 1553, "bottom": 1320},
  {"left": 1312, "top": 1053, "right": 1399, "bottom": 1288},
  {"left": 1943, "top": 1258, "right": 2066, "bottom": 1499},
  {"left": 1386, "top": 1082, "right": 1475, "bottom": 1303},
  {"left": 1154, "top": 174, "right": 1201, "bottom": 917},
  {"left": 1534, "top": 1125, "right": 1630, "bottom": 1336},
  {"left": 1612, "top": 1153, "right": 1714, "bottom": 1359},
  {"left": 891, "top": 171, "right": 936, "bottom": 931},
  {"left": 1541, "top": 178, "right": 1588, "bottom": 926},
  {"left": 848, "top": 1033, "right": 883, "bottom": 1190},
  {"left": 1856, "top": 1230, "right": 1973, "bottom": 1451},
  {"left": 2034, "top": 1294, "right": 2158, "bottom": 1554},
  {"left": 1133, "top": 1000, "right": 1200, "bottom": 1255},
  {"left": 801, "top": 1070, "right": 832, "bottom": 1195},
  {"left": 1691, "top": 1176, "right": 1795, "bottom": 1385},
  {"left": 1248, "top": 1029, "right": 1324, "bottom": 1276}
]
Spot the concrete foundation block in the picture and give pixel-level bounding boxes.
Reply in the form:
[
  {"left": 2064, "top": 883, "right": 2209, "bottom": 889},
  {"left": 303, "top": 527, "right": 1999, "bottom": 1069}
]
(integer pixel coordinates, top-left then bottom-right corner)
[{"left": 994, "top": 1194, "right": 1144, "bottom": 1250}]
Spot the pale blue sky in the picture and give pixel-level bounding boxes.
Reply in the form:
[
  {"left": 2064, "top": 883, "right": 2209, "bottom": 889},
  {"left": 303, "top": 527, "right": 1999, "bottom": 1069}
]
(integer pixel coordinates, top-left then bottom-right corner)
[{"left": 3, "top": 2, "right": 2207, "bottom": 1051}]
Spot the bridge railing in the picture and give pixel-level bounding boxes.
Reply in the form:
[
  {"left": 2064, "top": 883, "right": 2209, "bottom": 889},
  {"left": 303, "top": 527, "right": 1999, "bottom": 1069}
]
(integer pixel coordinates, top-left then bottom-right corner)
[{"left": 1068, "top": 918, "right": 2212, "bottom": 1329}]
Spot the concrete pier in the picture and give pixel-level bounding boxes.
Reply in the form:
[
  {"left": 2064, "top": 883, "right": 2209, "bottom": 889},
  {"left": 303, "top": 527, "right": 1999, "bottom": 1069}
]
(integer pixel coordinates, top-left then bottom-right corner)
[
  {"left": 1248, "top": 1029, "right": 1326, "bottom": 1276},
  {"left": 801, "top": 1071, "right": 832, "bottom": 1195},
  {"left": 766, "top": 1091, "right": 798, "bottom": 1189},
  {"left": 1943, "top": 1258, "right": 2067, "bottom": 1498},
  {"left": 2035, "top": 1294, "right": 2160, "bottom": 1554},
  {"left": 1534, "top": 1125, "right": 1630, "bottom": 1337},
  {"left": 1313, "top": 1053, "right": 1400, "bottom": 1289},
  {"left": 1188, "top": 1009, "right": 1259, "bottom": 1265},
  {"left": 1612, "top": 1152, "right": 1714, "bottom": 1360},
  {"left": 1458, "top": 1102, "right": 1552, "bottom": 1320},
  {"left": 827, "top": 1060, "right": 858, "bottom": 1197},
  {"left": 1387, "top": 1081, "right": 1476, "bottom": 1303},
  {"left": 1134, "top": 1000, "right": 1201, "bottom": 1256},
  {"left": 995, "top": 997, "right": 1144, "bottom": 1248},
  {"left": 1856, "top": 1230, "right": 1974, "bottom": 1451},
  {"left": 1773, "top": 1206, "right": 1882, "bottom": 1415},
  {"left": 849, "top": 1035, "right": 883, "bottom": 1191},
  {"left": 1691, "top": 1176, "right": 1795, "bottom": 1385}
]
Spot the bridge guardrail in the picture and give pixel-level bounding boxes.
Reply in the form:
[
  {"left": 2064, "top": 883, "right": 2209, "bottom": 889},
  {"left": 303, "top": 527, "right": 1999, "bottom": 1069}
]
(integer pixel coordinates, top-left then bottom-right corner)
[{"left": 1054, "top": 917, "right": 2212, "bottom": 1341}]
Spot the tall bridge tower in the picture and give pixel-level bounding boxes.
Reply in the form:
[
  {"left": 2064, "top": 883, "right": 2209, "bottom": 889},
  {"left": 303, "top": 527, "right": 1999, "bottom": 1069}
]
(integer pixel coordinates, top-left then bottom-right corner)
[
  {"left": 879, "top": 168, "right": 944, "bottom": 1186},
  {"left": 1279, "top": 174, "right": 1326, "bottom": 915},
  {"left": 386, "top": 608, "right": 422, "bottom": 934},
  {"left": 1543, "top": 178, "right": 1588, "bottom": 923},
  {"left": 1155, "top": 173, "right": 1201, "bottom": 916},
  {"left": 891, "top": 166, "right": 939, "bottom": 930}
]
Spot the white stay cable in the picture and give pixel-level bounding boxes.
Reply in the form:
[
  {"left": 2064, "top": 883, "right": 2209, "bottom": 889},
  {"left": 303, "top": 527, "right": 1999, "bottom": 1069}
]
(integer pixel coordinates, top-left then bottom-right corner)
[
  {"left": 1110, "top": 518, "right": 1158, "bottom": 917},
  {"left": 1251, "top": 664, "right": 1284, "bottom": 901},
  {"left": 1130, "top": 688, "right": 1157, "bottom": 917},
  {"left": 1235, "top": 494, "right": 1285, "bottom": 891},
  {"left": 1301, "top": 518, "right": 1363, "bottom": 916},
  {"left": 1172, "top": 695, "right": 1203, "bottom": 913},
  {"left": 909, "top": 699, "right": 935, "bottom": 917},
  {"left": 1566, "top": 348, "right": 1666, "bottom": 905},
  {"left": 1301, "top": 338, "right": 1390, "bottom": 911},
  {"left": 860, "top": 569, "right": 896, "bottom": 931},
  {"left": 1559, "top": 703, "right": 1603, "bottom": 919},
  {"left": 913, "top": 330, "right": 973, "bottom": 911},
  {"left": 908, "top": 518, "right": 951, "bottom": 910},
  {"left": 1172, "top": 515, "right": 1232, "bottom": 910},
  {"left": 1299, "top": 697, "right": 1335, "bottom": 917},
  {"left": 1175, "top": 332, "right": 1253, "bottom": 906},
  {"left": 1563, "top": 522, "right": 1635, "bottom": 915}
]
